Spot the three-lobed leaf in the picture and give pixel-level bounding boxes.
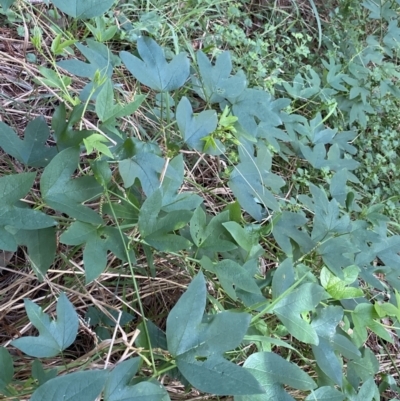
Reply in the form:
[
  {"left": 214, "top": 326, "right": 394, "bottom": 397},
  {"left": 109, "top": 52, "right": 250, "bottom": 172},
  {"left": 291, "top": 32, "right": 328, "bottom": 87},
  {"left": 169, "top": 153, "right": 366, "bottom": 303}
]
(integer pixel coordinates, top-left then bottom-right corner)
[
  {"left": 11, "top": 293, "right": 79, "bottom": 358},
  {"left": 0, "top": 117, "right": 57, "bottom": 167},
  {"left": 166, "top": 272, "right": 263, "bottom": 395},
  {"left": 120, "top": 36, "right": 190, "bottom": 92},
  {"left": 41, "top": 147, "right": 103, "bottom": 224}
]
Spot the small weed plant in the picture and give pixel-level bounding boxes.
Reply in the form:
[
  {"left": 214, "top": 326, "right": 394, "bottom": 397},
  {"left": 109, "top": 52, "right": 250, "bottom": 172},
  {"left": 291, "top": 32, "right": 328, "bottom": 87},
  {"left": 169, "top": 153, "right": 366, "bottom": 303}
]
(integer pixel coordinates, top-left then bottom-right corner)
[{"left": 1, "top": 0, "right": 400, "bottom": 400}]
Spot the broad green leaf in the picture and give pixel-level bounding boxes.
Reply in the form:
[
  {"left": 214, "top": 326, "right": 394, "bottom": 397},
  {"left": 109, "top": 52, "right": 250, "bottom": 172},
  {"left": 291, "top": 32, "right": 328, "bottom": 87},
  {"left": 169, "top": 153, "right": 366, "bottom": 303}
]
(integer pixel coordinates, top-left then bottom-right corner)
[
  {"left": 104, "top": 358, "right": 170, "bottom": 401},
  {"left": 96, "top": 79, "right": 145, "bottom": 123},
  {"left": 30, "top": 370, "right": 108, "bottom": 401},
  {"left": 145, "top": 233, "right": 192, "bottom": 252},
  {"left": 348, "top": 348, "right": 379, "bottom": 385},
  {"left": 0, "top": 347, "right": 13, "bottom": 394},
  {"left": 354, "top": 377, "right": 379, "bottom": 401},
  {"left": 330, "top": 169, "right": 348, "bottom": 206},
  {"left": 352, "top": 303, "right": 394, "bottom": 346},
  {"left": 204, "top": 259, "right": 261, "bottom": 301},
  {"left": 120, "top": 36, "right": 190, "bottom": 92},
  {"left": 51, "top": 0, "right": 114, "bottom": 19},
  {"left": 136, "top": 320, "right": 167, "bottom": 350},
  {"left": 189, "top": 208, "right": 237, "bottom": 255},
  {"left": 119, "top": 152, "right": 166, "bottom": 197},
  {"left": 0, "top": 173, "right": 56, "bottom": 234},
  {"left": 166, "top": 272, "right": 263, "bottom": 395},
  {"left": 228, "top": 88, "right": 284, "bottom": 136},
  {"left": 192, "top": 51, "right": 247, "bottom": 103},
  {"left": 272, "top": 212, "right": 315, "bottom": 257},
  {"left": 272, "top": 258, "right": 295, "bottom": 299},
  {"left": 0, "top": 0, "right": 15, "bottom": 11},
  {"left": 235, "top": 352, "right": 316, "bottom": 401},
  {"left": 176, "top": 97, "right": 218, "bottom": 152},
  {"left": 41, "top": 147, "right": 103, "bottom": 224},
  {"left": 60, "top": 221, "right": 135, "bottom": 283},
  {"left": 166, "top": 273, "right": 206, "bottom": 356},
  {"left": 138, "top": 189, "right": 163, "bottom": 237},
  {"left": 11, "top": 293, "right": 78, "bottom": 358},
  {"left": 14, "top": 227, "right": 57, "bottom": 280},
  {"left": 160, "top": 154, "right": 203, "bottom": 212},
  {"left": 57, "top": 40, "right": 120, "bottom": 100},
  {"left": 222, "top": 221, "right": 253, "bottom": 252},
  {"left": 229, "top": 145, "right": 285, "bottom": 221},
  {"left": 51, "top": 103, "right": 92, "bottom": 150},
  {"left": 0, "top": 117, "right": 57, "bottom": 167},
  {"left": 272, "top": 283, "right": 329, "bottom": 345},
  {"left": 305, "top": 386, "right": 345, "bottom": 401}
]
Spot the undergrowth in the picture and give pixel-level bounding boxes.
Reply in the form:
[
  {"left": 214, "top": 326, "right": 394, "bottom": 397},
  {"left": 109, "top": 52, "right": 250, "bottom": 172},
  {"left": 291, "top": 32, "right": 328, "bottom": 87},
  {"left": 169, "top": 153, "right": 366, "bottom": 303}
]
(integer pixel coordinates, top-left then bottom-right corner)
[{"left": 0, "top": 0, "right": 400, "bottom": 400}]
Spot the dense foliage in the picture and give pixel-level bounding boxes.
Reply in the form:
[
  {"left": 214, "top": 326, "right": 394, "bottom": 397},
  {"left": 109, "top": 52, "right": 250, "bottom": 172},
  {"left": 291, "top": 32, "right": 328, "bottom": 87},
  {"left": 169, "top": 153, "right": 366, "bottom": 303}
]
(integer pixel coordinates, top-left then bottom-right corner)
[{"left": 1, "top": 0, "right": 400, "bottom": 400}]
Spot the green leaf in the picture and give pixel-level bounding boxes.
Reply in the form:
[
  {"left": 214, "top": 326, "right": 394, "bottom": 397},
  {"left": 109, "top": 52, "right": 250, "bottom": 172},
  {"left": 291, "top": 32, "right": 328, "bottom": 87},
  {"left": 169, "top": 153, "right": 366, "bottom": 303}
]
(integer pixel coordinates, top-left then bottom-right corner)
[
  {"left": 83, "top": 133, "right": 113, "bottom": 158},
  {"left": 96, "top": 79, "right": 145, "bottom": 123},
  {"left": 320, "top": 266, "right": 363, "bottom": 300},
  {"left": 120, "top": 36, "right": 190, "bottom": 92},
  {"left": 229, "top": 145, "right": 285, "bottom": 221},
  {"left": 189, "top": 208, "right": 237, "bottom": 254},
  {"left": 272, "top": 283, "right": 329, "bottom": 345},
  {"left": 14, "top": 227, "right": 57, "bottom": 280},
  {"left": 305, "top": 386, "right": 345, "bottom": 401},
  {"left": 11, "top": 293, "right": 79, "bottom": 358},
  {"left": 119, "top": 152, "right": 166, "bottom": 197},
  {"left": 0, "top": 117, "right": 57, "bottom": 167},
  {"left": 138, "top": 189, "right": 163, "bottom": 237},
  {"left": 352, "top": 303, "right": 394, "bottom": 346},
  {"left": 60, "top": 221, "right": 135, "bottom": 283},
  {"left": 354, "top": 377, "right": 379, "bottom": 401},
  {"left": 0, "top": 173, "right": 56, "bottom": 235},
  {"left": 272, "top": 258, "right": 295, "bottom": 299},
  {"left": 348, "top": 348, "right": 379, "bottom": 385},
  {"left": 235, "top": 352, "right": 316, "bottom": 401},
  {"left": 0, "top": 0, "right": 15, "bottom": 11},
  {"left": 57, "top": 40, "right": 120, "bottom": 100},
  {"left": 41, "top": 147, "right": 103, "bottom": 224},
  {"left": 51, "top": 0, "right": 115, "bottom": 19},
  {"left": 204, "top": 259, "right": 262, "bottom": 301},
  {"left": 192, "top": 51, "right": 247, "bottom": 103},
  {"left": 104, "top": 358, "right": 170, "bottom": 401},
  {"left": 30, "top": 370, "right": 108, "bottom": 401},
  {"left": 176, "top": 97, "right": 218, "bottom": 153},
  {"left": 166, "top": 272, "right": 263, "bottom": 395},
  {"left": 0, "top": 347, "right": 14, "bottom": 394},
  {"left": 272, "top": 212, "right": 315, "bottom": 257}
]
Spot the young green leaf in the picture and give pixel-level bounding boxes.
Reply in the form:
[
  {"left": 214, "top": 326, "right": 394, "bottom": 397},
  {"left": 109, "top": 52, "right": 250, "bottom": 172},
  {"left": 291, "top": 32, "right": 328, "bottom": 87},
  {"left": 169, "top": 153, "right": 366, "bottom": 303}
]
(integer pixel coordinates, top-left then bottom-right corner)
[
  {"left": 176, "top": 97, "right": 218, "bottom": 153},
  {"left": 166, "top": 272, "right": 263, "bottom": 395},
  {"left": 235, "top": 352, "right": 316, "bottom": 401},
  {"left": 30, "top": 370, "right": 108, "bottom": 401},
  {"left": 11, "top": 293, "right": 79, "bottom": 358},
  {"left": 41, "top": 147, "right": 103, "bottom": 224},
  {"left": 0, "top": 347, "right": 14, "bottom": 395},
  {"left": 83, "top": 133, "right": 113, "bottom": 158},
  {"left": 0, "top": 173, "right": 56, "bottom": 234},
  {"left": 120, "top": 36, "right": 190, "bottom": 92},
  {"left": 320, "top": 266, "right": 363, "bottom": 300},
  {"left": 0, "top": 117, "right": 57, "bottom": 167},
  {"left": 60, "top": 221, "right": 135, "bottom": 283},
  {"left": 104, "top": 358, "right": 170, "bottom": 401},
  {"left": 51, "top": 0, "right": 115, "bottom": 19}
]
